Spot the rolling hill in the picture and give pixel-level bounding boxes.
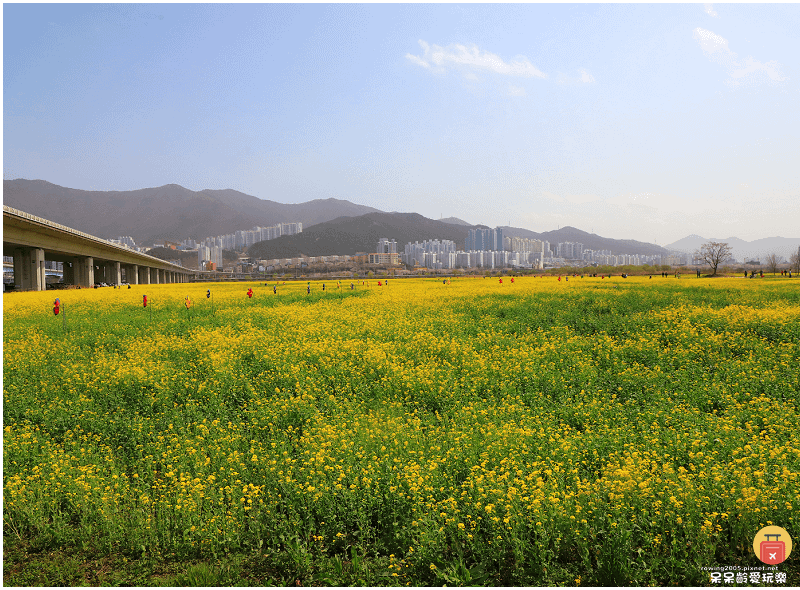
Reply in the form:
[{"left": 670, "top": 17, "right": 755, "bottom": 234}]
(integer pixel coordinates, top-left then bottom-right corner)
[
  {"left": 5, "top": 178, "right": 680, "bottom": 261},
  {"left": 246, "top": 212, "right": 475, "bottom": 259},
  {"left": 3, "top": 179, "right": 380, "bottom": 246}
]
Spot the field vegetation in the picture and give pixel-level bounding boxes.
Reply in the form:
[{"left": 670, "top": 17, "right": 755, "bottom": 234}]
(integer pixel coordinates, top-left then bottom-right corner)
[{"left": 4, "top": 276, "right": 799, "bottom": 585}]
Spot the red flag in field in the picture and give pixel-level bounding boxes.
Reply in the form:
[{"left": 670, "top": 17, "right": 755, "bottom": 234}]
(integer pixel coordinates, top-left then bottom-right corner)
[
  {"left": 53, "top": 299, "right": 60, "bottom": 316},
  {"left": 247, "top": 288, "right": 253, "bottom": 298}
]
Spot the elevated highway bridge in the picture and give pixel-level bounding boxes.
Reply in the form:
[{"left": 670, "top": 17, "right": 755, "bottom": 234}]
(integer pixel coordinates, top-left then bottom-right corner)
[{"left": 3, "top": 205, "right": 191, "bottom": 291}]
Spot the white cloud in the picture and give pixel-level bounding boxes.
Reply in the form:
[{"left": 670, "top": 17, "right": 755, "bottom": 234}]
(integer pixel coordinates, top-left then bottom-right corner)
[
  {"left": 406, "top": 39, "right": 546, "bottom": 78},
  {"left": 405, "top": 53, "right": 430, "bottom": 69},
  {"left": 693, "top": 27, "right": 731, "bottom": 56},
  {"left": 730, "top": 57, "right": 788, "bottom": 83},
  {"left": 692, "top": 27, "right": 788, "bottom": 85},
  {"left": 704, "top": 4, "right": 719, "bottom": 18},
  {"left": 557, "top": 69, "right": 596, "bottom": 85}
]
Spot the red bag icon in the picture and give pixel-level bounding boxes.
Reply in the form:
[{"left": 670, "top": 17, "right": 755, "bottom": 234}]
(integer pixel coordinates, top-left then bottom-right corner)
[{"left": 760, "top": 534, "right": 786, "bottom": 565}]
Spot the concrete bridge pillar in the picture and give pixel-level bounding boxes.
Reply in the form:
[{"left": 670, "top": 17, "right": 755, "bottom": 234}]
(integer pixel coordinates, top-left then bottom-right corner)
[
  {"left": 12, "top": 247, "right": 46, "bottom": 291},
  {"left": 72, "top": 256, "right": 94, "bottom": 287},
  {"left": 126, "top": 264, "right": 138, "bottom": 285},
  {"left": 139, "top": 266, "right": 150, "bottom": 284},
  {"left": 104, "top": 261, "right": 121, "bottom": 286}
]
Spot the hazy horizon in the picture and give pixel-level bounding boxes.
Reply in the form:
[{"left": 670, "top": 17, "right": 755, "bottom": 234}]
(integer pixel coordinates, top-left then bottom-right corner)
[{"left": 4, "top": 4, "right": 799, "bottom": 244}]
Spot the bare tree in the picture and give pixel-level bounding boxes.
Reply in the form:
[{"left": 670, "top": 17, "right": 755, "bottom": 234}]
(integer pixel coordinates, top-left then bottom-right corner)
[
  {"left": 764, "top": 253, "right": 780, "bottom": 275},
  {"left": 790, "top": 249, "right": 800, "bottom": 273},
  {"left": 695, "top": 242, "right": 733, "bottom": 276}
]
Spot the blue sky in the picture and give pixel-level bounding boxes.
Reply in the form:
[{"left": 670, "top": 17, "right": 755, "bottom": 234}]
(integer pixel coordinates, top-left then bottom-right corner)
[{"left": 4, "top": 3, "right": 799, "bottom": 244}]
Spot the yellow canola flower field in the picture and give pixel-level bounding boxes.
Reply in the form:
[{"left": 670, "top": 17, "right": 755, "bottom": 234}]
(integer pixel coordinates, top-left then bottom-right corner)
[{"left": 4, "top": 276, "right": 799, "bottom": 586}]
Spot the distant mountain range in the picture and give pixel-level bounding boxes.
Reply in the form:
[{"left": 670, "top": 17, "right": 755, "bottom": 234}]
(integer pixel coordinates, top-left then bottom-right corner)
[
  {"left": 248, "top": 219, "right": 672, "bottom": 260},
  {"left": 247, "top": 212, "right": 475, "bottom": 259},
  {"left": 3, "top": 179, "right": 380, "bottom": 245},
  {"left": 666, "top": 234, "right": 800, "bottom": 262},
  {"left": 16, "top": 178, "right": 780, "bottom": 262},
  {"left": 439, "top": 217, "right": 471, "bottom": 226},
  {"left": 499, "top": 226, "right": 668, "bottom": 257}
]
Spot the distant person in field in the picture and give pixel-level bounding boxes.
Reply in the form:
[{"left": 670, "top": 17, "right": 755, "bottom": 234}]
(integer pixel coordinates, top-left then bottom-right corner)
[{"left": 273, "top": 285, "right": 277, "bottom": 294}]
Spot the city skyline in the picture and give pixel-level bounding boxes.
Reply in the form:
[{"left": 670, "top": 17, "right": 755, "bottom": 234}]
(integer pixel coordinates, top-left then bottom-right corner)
[{"left": 4, "top": 4, "right": 799, "bottom": 244}]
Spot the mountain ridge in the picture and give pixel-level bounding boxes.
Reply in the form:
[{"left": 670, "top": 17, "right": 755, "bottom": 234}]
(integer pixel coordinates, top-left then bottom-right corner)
[
  {"left": 666, "top": 234, "right": 800, "bottom": 261},
  {"left": 3, "top": 179, "right": 381, "bottom": 245},
  {"left": 3, "top": 178, "right": 726, "bottom": 260}
]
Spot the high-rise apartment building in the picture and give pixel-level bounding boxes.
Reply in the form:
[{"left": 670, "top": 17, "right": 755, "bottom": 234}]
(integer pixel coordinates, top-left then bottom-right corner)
[
  {"left": 466, "top": 227, "right": 504, "bottom": 251},
  {"left": 378, "top": 238, "right": 397, "bottom": 254},
  {"left": 198, "top": 245, "right": 210, "bottom": 267}
]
